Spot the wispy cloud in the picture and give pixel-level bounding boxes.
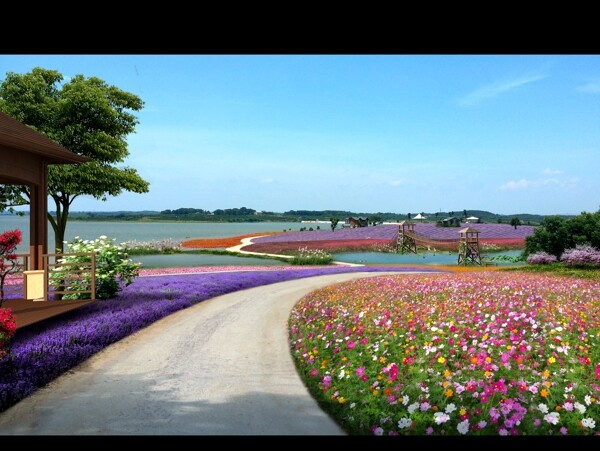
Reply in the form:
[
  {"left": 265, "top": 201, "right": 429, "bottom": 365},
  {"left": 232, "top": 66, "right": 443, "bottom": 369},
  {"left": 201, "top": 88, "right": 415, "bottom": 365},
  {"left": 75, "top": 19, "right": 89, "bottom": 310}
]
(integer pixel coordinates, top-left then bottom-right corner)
[
  {"left": 500, "top": 176, "right": 578, "bottom": 191},
  {"left": 390, "top": 180, "right": 403, "bottom": 187},
  {"left": 260, "top": 178, "right": 274, "bottom": 184},
  {"left": 576, "top": 81, "right": 600, "bottom": 94},
  {"left": 459, "top": 73, "right": 546, "bottom": 106},
  {"left": 542, "top": 168, "right": 563, "bottom": 175}
]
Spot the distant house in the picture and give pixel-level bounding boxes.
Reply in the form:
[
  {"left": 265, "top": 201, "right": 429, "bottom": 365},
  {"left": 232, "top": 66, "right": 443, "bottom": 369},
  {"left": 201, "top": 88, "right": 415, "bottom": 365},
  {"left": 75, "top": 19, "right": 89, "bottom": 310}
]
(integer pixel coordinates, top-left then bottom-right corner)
[{"left": 345, "top": 216, "right": 369, "bottom": 228}]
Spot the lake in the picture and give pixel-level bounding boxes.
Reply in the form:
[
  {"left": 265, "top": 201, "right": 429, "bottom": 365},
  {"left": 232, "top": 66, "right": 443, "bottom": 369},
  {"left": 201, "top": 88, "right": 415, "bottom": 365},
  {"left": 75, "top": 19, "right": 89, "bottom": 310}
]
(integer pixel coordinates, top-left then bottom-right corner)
[
  {"left": 332, "top": 249, "right": 524, "bottom": 266},
  {"left": 0, "top": 215, "right": 304, "bottom": 253},
  {"left": 0, "top": 215, "right": 524, "bottom": 267},
  {"left": 0, "top": 215, "right": 321, "bottom": 267}
]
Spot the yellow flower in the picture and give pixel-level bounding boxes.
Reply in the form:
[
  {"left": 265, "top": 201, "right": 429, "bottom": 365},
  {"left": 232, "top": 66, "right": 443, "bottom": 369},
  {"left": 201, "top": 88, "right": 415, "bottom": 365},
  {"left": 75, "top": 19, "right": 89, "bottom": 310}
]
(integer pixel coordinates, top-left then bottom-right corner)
[
  {"left": 540, "top": 388, "right": 549, "bottom": 398},
  {"left": 338, "top": 397, "right": 346, "bottom": 404},
  {"left": 444, "top": 389, "right": 453, "bottom": 398},
  {"left": 547, "top": 356, "right": 556, "bottom": 364},
  {"left": 437, "top": 356, "right": 446, "bottom": 364},
  {"left": 542, "top": 370, "right": 550, "bottom": 378}
]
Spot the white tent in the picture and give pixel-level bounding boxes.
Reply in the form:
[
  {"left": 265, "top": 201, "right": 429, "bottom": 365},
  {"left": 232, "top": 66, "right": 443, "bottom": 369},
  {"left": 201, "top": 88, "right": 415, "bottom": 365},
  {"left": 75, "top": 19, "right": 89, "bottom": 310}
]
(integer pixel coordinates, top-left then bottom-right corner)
[
  {"left": 466, "top": 216, "right": 479, "bottom": 223},
  {"left": 413, "top": 213, "right": 426, "bottom": 220}
]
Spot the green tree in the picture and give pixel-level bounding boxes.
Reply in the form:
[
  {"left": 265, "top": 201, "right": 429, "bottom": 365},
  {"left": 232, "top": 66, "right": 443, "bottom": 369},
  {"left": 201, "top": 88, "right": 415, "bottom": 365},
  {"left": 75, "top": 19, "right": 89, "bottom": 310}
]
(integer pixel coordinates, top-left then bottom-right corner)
[
  {"left": 0, "top": 67, "right": 149, "bottom": 252},
  {"left": 510, "top": 217, "right": 520, "bottom": 229},
  {"left": 370, "top": 215, "right": 383, "bottom": 226},
  {"left": 330, "top": 217, "right": 340, "bottom": 231},
  {"left": 524, "top": 215, "right": 569, "bottom": 258}
]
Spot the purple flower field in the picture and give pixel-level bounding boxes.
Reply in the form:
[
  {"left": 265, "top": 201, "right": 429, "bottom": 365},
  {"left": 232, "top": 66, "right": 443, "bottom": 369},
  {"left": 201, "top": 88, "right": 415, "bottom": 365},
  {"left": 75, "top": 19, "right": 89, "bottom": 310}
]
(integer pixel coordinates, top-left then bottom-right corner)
[{"left": 252, "top": 223, "right": 535, "bottom": 243}]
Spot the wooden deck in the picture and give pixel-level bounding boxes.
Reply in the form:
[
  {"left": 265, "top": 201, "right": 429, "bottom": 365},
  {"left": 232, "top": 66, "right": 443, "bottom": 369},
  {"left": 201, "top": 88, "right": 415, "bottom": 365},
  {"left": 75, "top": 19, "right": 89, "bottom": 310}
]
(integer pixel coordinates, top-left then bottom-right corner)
[{"left": 2, "top": 298, "right": 93, "bottom": 330}]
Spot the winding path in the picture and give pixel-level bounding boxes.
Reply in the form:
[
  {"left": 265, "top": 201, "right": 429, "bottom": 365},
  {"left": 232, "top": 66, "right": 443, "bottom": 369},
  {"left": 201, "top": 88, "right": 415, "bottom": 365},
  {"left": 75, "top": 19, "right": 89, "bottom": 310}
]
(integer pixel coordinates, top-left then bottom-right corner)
[{"left": 0, "top": 271, "right": 409, "bottom": 435}]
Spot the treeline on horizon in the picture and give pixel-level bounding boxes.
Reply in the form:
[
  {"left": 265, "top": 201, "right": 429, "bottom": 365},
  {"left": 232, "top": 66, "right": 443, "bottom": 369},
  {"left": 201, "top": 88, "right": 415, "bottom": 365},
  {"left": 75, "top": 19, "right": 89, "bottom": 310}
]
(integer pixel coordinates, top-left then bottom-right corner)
[{"left": 62, "top": 207, "right": 578, "bottom": 226}]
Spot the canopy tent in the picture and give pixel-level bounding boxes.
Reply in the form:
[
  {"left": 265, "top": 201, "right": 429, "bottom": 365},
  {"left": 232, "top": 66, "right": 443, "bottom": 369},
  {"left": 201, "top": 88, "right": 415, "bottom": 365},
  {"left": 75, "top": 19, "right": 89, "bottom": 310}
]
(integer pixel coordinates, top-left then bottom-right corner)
[
  {"left": 413, "top": 213, "right": 426, "bottom": 220},
  {"left": 465, "top": 216, "right": 479, "bottom": 223}
]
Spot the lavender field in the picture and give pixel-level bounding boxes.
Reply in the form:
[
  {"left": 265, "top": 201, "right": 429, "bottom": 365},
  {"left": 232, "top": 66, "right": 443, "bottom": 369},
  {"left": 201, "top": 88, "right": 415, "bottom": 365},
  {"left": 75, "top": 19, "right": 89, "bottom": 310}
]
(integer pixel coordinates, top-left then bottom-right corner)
[{"left": 252, "top": 223, "right": 536, "bottom": 243}]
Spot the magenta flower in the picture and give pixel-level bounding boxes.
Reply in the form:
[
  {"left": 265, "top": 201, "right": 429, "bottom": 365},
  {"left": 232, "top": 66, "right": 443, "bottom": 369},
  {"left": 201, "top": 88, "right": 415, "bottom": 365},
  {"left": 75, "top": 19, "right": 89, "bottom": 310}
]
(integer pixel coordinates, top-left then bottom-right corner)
[{"left": 596, "top": 364, "right": 600, "bottom": 381}]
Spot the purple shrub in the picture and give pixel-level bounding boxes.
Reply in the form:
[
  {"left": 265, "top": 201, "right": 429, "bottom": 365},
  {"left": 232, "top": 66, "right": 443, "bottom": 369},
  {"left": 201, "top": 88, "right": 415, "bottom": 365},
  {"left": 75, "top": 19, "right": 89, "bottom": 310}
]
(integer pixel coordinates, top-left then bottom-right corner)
[
  {"left": 0, "top": 265, "right": 446, "bottom": 413},
  {"left": 560, "top": 244, "right": 600, "bottom": 267},
  {"left": 526, "top": 251, "right": 558, "bottom": 265}
]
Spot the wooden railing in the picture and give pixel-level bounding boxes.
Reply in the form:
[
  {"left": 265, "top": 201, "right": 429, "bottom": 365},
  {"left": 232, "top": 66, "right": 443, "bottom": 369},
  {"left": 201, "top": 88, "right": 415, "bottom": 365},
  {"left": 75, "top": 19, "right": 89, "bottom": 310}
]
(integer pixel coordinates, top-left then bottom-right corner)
[{"left": 43, "top": 252, "right": 96, "bottom": 301}]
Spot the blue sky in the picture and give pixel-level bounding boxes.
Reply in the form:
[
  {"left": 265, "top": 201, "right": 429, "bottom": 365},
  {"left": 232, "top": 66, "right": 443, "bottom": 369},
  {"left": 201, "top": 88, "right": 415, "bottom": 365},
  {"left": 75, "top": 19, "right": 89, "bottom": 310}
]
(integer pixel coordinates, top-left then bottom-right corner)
[{"left": 2, "top": 54, "right": 599, "bottom": 216}]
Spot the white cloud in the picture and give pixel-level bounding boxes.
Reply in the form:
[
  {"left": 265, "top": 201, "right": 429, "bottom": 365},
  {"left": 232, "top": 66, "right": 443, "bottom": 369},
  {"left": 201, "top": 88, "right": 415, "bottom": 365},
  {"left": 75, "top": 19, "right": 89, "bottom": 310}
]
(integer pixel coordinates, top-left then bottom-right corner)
[
  {"left": 390, "top": 180, "right": 403, "bottom": 186},
  {"left": 576, "top": 81, "right": 600, "bottom": 94},
  {"left": 500, "top": 179, "right": 537, "bottom": 190},
  {"left": 500, "top": 176, "right": 579, "bottom": 191},
  {"left": 459, "top": 73, "right": 546, "bottom": 107},
  {"left": 260, "top": 178, "right": 274, "bottom": 184},
  {"left": 542, "top": 168, "right": 563, "bottom": 175}
]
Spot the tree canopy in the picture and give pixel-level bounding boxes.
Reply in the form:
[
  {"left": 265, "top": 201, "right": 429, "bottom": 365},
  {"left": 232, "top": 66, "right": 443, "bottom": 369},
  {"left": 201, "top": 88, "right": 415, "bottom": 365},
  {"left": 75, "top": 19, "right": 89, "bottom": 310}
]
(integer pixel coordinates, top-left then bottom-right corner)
[{"left": 0, "top": 67, "right": 149, "bottom": 251}]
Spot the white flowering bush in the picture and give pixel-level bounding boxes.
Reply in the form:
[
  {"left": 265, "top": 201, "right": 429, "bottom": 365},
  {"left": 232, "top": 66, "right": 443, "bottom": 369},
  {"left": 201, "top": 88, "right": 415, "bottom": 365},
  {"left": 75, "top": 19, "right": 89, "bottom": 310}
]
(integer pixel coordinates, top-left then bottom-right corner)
[
  {"left": 52, "top": 236, "right": 141, "bottom": 300},
  {"left": 290, "top": 247, "right": 333, "bottom": 265}
]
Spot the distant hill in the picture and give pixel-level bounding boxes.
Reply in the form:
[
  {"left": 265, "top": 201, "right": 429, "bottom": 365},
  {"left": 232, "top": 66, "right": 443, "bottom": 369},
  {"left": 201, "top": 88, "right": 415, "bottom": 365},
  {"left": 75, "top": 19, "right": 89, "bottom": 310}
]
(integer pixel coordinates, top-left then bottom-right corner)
[{"left": 59, "top": 208, "right": 578, "bottom": 225}]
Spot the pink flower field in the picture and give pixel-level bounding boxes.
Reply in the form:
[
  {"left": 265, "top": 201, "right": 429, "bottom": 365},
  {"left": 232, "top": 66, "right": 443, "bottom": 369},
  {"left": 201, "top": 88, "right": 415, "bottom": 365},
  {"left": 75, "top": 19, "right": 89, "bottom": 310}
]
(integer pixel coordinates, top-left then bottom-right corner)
[{"left": 289, "top": 271, "right": 600, "bottom": 436}]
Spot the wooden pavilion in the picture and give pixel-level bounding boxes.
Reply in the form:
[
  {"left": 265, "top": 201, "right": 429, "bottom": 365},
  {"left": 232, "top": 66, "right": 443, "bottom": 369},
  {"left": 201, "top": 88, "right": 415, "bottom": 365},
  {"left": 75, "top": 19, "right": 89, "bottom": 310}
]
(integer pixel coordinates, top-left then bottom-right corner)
[{"left": 0, "top": 111, "right": 89, "bottom": 270}]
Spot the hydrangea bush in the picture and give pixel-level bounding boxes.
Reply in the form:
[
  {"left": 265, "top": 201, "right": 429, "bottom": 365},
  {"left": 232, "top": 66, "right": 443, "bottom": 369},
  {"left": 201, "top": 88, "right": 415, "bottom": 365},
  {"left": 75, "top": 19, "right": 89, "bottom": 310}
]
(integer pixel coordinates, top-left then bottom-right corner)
[{"left": 52, "top": 236, "right": 141, "bottom": 300}]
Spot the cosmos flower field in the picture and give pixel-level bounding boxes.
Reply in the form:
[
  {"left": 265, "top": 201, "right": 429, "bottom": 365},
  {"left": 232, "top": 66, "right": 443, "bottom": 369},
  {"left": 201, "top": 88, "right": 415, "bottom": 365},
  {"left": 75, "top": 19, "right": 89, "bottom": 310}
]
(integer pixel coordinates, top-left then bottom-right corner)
[
  {"left": 2, "top": 224, "right": 599, "bottom": 435},
  {"left": 288, "top": 271, "right": 600, "bottom": 436}
]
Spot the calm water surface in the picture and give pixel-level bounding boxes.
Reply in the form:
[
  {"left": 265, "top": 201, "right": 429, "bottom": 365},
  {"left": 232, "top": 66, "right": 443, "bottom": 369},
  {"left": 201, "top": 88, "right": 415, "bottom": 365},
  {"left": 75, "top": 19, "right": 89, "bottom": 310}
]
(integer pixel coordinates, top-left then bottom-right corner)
[
  {"left": 0, "top": 215, "right": 523, "bottom": 267},
  {"left": 0, "top": 215, "right": 303, "bottom": 253}
]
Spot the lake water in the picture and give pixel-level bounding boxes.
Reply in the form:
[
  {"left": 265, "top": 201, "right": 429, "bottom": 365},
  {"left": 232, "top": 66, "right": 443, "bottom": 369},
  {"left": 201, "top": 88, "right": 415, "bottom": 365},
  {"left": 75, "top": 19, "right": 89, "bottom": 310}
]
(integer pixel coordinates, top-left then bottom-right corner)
[
  {"left": 0, "top": 214, "right": 523, "bottom": 267},
  {"left": 332, "top": 249, "right": 524, "bottom": 266},
  {"left": 0, "top": 215, "right": 303, "bottom": 253},
  {"left": 0, "top": 215, "right": 318, "bottom": 267}
]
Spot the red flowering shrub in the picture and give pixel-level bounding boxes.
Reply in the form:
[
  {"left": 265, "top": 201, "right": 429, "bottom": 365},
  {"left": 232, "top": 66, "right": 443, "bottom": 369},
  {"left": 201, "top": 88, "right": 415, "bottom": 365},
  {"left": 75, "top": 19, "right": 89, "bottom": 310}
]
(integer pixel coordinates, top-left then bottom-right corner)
[
  {"left": 0, "top": 307, "right": 16, "bottom": 359},
  {"left": 0, "top": 229, "right": 22, "bottom": 306}
]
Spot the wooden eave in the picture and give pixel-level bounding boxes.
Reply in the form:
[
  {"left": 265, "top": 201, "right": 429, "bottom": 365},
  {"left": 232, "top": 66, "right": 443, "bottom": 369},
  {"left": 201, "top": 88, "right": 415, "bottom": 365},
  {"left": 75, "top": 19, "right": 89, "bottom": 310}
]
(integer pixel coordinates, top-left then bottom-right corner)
[{"left": 0, "top": 111, "right": 88, "bottom": 164}]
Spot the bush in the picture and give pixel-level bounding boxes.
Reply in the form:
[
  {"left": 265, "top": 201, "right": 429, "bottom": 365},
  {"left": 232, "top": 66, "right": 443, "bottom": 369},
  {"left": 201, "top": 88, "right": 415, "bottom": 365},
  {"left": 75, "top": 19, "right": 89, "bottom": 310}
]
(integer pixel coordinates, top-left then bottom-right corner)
[
  {"left": 526, "top": 251, "right": 558, "bottom": 265},
  {"left": 289, "top": 247, "right": 333, "bottom": 265},
  {"left": 0, "top": 307, "right": 16, "bottom": 359},
  {"left": 560, "top": 244, "right": 600, "bottom": 267},
  {"left": 52, "top": 236, "right": 141, "bottom": 299}
]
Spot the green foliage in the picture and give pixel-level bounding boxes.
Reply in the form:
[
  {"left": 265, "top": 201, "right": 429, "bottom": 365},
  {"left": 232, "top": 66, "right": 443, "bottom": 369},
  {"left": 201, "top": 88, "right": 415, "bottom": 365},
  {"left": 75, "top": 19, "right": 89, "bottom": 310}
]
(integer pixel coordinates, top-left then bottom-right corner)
[
  {"left": 51, "top": 235, "right": 141, "bottom": 300},
  {"left": 0, "top": 67, "right": 149, "bottom": 252},
  {"left": 330, "top": 218, "right": 340, "bottom": 231},
  {"left": 524, "top": 211, "right": 600, "bottom": 259}
]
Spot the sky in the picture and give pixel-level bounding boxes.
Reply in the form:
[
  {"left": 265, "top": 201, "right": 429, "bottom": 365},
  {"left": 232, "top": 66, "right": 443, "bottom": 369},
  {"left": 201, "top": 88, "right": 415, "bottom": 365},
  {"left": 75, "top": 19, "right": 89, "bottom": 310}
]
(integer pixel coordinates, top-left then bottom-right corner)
[{"left": 1, "top": 54, "right": 599, "bottom": 216}]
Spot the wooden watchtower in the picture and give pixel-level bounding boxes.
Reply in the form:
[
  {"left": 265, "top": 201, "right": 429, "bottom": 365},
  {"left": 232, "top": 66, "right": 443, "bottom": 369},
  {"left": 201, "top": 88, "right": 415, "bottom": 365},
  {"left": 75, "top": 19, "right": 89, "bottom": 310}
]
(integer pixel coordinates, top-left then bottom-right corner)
[
  {"left": 457, "top": 227, "right": 482, "bottom": 265},
  {"left": 397, "top": 221, "right": 417, "bottom": 254}
]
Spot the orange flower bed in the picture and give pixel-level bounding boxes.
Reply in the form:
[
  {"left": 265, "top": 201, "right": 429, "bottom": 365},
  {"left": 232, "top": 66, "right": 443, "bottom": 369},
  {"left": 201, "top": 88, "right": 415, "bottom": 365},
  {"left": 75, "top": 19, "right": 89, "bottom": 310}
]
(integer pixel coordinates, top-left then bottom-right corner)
[{"left": 180, "top": 232, "right": 283, "bottom": 249}]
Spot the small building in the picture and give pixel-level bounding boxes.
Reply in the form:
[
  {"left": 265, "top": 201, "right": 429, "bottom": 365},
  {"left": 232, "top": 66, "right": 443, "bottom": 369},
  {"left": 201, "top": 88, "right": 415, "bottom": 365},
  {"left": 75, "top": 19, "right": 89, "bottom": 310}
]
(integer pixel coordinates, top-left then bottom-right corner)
[
  {"left": 441, "top": 216, "right": 461, "bottom": 227},
  {"left": 345, "top": 216, "right": 369, "bottom": 228}
]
